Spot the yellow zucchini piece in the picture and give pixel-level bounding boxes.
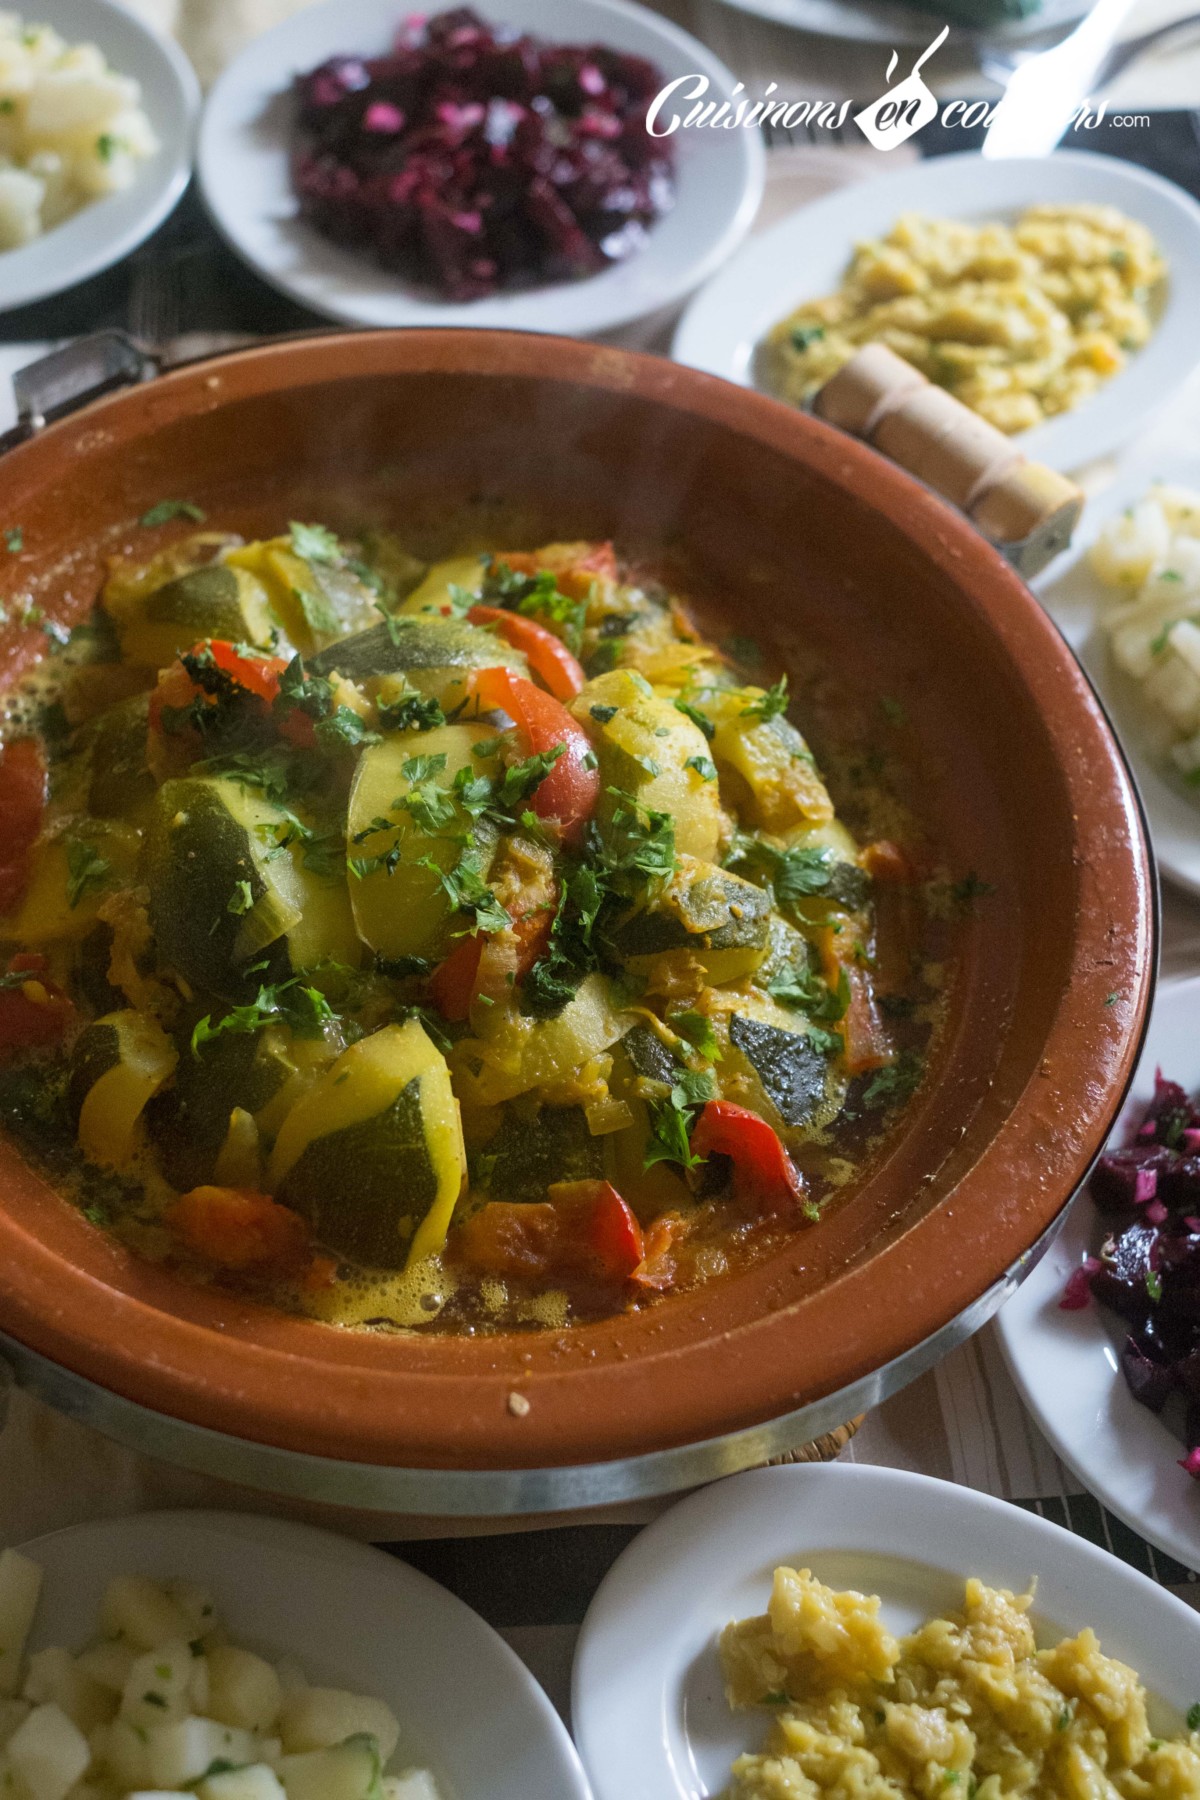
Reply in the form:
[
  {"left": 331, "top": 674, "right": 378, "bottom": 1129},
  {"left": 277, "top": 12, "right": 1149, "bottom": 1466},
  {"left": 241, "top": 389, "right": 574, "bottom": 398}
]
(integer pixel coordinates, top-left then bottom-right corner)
[
  {"left": 268, "top": 1021, "right": 466, "bottom": 1267},
  {"left": 399, "top": 553, "right": 487, "bottom": 615},
  {"left": 701, "top": 687, "right": 835, "bottom": 830},
  {"left": 346, "top": 722, "right": 497, "bottom": 962},
  {"left": 225, "top": 539, "right": 378, "bottom": 656},
  {"left": 451, "top": 973, "right": 634, "bottom": 1106},
  {"left": 104, "top": 564, "right": 277, "bottom": 668},
  {"left": 570, "top": 669, "right": 721, "bottom": 861},
  {"left": 2, "top": 819, "right": 141, "bottom": 945},
  {"left": 69, "top": 1010, "right": 177, "bottom": 1169}
]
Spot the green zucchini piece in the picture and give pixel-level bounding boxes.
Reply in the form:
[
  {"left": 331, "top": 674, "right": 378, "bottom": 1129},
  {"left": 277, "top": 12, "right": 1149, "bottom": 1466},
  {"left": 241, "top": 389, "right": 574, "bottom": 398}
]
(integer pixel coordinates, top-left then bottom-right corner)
[
  {"left": 616, "top": 1022, "right": 679, "bottom": 1089},
  {"left": 81, "top": 694, "right": 154, "bottom": 819},
  {"left": 479, "top": 1104, "right": 605, "bottom": 1204},
  {"left": 269, "top": 1021, "right": 466, "bottom": 1268},
  {"left": 106, "top": 564, "right": 276, "bottom": 668},
  {"left": 346, "top": 723, "right": 498, "bottom": 962},
  {"left": 277, "top": 1736, "right": 382, "bottom": 1800},
  {"left": 309, "top": 616, "right": 525, "bottom": 684},
  {"left": 68, "top": 1010, "right": 177, "bottom": 1170},
  {"left": 570, "top": 669, "right": 721, "bottom": 861},
  {"left": 608, "top": 855, "right": 770, "bottom": 983},
  {"left": 727, "top": 1014, "right": 830, "bottom": 1130},
  {"left": 143, "top": 776, "right": 358, "bottom": 998},
  {"left": 147, "top": 1027, "right": 295, "bottom": 1192}
]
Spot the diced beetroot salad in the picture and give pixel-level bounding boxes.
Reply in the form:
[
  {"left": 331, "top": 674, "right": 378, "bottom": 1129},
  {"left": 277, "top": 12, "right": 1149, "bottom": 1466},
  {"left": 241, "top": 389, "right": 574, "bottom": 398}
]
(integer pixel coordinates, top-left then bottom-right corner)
[
  {"left": 289, "top": 7, "right": 676, "bottom": 300},
  {"left": 1062, "top": 1071, "right": 1200, "bottom": 1480}
]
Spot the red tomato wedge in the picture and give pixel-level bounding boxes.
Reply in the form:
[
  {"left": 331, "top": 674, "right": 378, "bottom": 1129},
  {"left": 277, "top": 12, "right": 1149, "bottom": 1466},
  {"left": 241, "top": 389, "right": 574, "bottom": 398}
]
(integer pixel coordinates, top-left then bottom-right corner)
[
  {"left": 149, "top": 640, "right": 292, "bottom": 735},
  {"left": 631, "top": 1211, "right": 685, "bottom": 1291},
  {"left": 453, "top": 1180, "right": 645, "bottom": 1285},
  {"left": 469, "top": 667, "right": 599, "bottom": 846},
  {"left": 466, "top": 606, "right": 584, "bottom": 701},
  {"left": 0, "top": 954, "right": 74, "bottom": 1058},
  {"left": 690, "top": 1100, "right": 805, "bottom": 1217},
  {"left": 427, "top": 932, "right": 484, "bottom": 1023},
  {"left": 0, "top": 738, "right": 47, "bottom": 916},
  {"left": 429, "top": 896, "right": 555, "bottom": 1022},
  {"left": 168, "top": 1185, "right": 310, "bottom": 1271}
]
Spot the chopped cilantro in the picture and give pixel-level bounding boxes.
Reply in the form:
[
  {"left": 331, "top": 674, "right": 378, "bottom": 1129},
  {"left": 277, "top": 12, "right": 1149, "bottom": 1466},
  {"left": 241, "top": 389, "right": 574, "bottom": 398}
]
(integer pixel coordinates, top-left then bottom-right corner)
[
  {"left": 314, "top": 706, "right": 380, "bottom": 752},
  {"left": 861, "top": 1051, "right": 924, "bottom": 1110},
  {"left": 191, "top": 980, "right": 335, "bottom": 1055},
  {"left": 728, "top": 834, "right": 869, "bottom": 914},
  {"left": 674, "top": 697, "right": 716, "bottom": 740},
  {"left": 670, "top": 1010, "right": 721, "bottom": 1062},
  {"left": 65, "top": 839, "right": 112, "bottom": 909},
  {"left": 226, "top": 881, "right": 254, "bottom": 916},
  {"left": 402, "top": 753, "right": 448, "bottom": 784},
  {"left": 378, "top": 689, "right": 445, "bottom": 733},
  {"left": 685, "top": 754, "right": 718, "bottom": 782},
  {"left": 95, "top": 132, "right": 125, "bottom": 161},
  {"left": 644, "top": 1070, "right": 715, "bottom": 1172},
  {"left": 789, "top": 323, "right": 826, "bottom": 351},
  {"left": 1056, "top": 1706, "right": 1073, "bottom": 1732},
  {"left": 497, "top": 746, "right": 565, "bottom": 811},
  {"left": 288, "top": 521, "right": 341, "bottom": 564},
  {"left": 3, "top": 526, "right": 22, "bottom": 553},
  {"left": 139, "top": 499, "right": 205, "bottom": 527},
  {"left": 740, "top": 676, "right": 789, "bottom": 722}
]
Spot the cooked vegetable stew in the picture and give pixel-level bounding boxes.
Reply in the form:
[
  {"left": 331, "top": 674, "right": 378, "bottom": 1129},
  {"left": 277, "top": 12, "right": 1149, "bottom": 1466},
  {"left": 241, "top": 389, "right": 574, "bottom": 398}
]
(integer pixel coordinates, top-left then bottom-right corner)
[{"left": 0, "top": 525, "right": 948, "bottom": 1332}]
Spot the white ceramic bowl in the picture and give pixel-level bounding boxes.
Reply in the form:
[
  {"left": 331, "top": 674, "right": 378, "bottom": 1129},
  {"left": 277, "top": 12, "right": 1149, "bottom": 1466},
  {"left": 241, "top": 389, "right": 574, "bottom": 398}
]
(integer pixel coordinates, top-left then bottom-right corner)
[
  {"left": 672, "top": 150, "right": 1200, "bottom": 474},
  {"left": 572, "top": 1461, "right": 1200, "bottom": 1800},
  {"left": 197, "top": 0, "right": 764, "bottom": 336},
  {"left": 0, "top": 0, "right": 199, "bottom": 313},
  {"left": 17, "top": 1509, "right": 593, "bottom": 1800},
  {"left": 996, "top": 974, "right": 1200, "bottom": 1578}
]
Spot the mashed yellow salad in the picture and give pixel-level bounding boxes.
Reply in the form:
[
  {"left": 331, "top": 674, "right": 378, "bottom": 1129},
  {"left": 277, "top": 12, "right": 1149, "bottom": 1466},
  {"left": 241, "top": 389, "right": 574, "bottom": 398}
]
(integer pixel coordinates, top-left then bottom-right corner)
[
  {"left": 720, "top": 1568, "right": 1200, "bottom": 1799},
  {"left": 758, "top": 205, "right": 1165, "bottom": 435}
]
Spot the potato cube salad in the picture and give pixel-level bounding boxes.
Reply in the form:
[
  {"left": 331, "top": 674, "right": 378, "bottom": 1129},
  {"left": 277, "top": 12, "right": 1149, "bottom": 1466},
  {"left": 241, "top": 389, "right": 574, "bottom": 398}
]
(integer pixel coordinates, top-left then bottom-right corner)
[
  {"left": 0, "top": 14, "right": 158, "bottom": 250},
  {"left": 1089, "top": 480, "right": 1200, "bottom": 792},
  {"left": 0, "top": 1549, "right": 441, "bottom": 1800}
]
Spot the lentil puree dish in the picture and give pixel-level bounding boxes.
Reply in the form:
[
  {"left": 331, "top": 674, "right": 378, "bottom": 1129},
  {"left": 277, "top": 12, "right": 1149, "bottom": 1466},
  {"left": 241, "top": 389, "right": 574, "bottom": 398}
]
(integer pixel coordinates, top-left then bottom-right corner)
[{"left": 0, "top": 522, "right": 949, "bottom": 1334}]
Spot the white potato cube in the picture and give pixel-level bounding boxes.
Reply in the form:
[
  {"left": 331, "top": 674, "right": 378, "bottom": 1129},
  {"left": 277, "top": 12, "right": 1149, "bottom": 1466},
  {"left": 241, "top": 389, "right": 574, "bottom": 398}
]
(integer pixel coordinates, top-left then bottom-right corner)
[
  {"left": 162, "top": 1584, "right": 218, "bottom": 1644},
  {"left": 1090, "top": 498, "right": 1171, "bottom": 590},
  {"left": 146, "top": 1717, "right": 258, "bottom": 1788},
  {"left": 1150, "top": 483, "right": 1200, "bottom": 535},
  {"left": 91, "top": 1715, "right": 152, "bottom": 1789},
  {"left": 199, "top": 1765, "right": 287, "bottom": 1800},
  {"left": 205, "top": 1647, "right": 281, "bottom": 1736},
  {"left": 24, "top": 68, "right": 133, "bottom": 136},
  {"left": 100, "top": 1579, "right": 193, "bottom": 1653},
  {"left": 273, "top": 1660, "right": 306, "bottom": 1698},
  {"left": 0, "top": 1548, "right": 43, "bottom": 1694},
  {"left": 24, "top": 1649, "right": 114, "bottom": 1735},
  {"left": 279, "top": 1689, "right": 399, "bottom": 1762},
  {"left": 383, "top": 1774, "right": 442, "bottom": 1800},
  {"left": 120, "top": 1639, "right": 196, "bottom": 1732},
  {"left": 6, "top": 1702, "right": 90, "bottom": 1800},
  {"left": 278, "top": 1739, "right": 382, "bottom": 1800},
  {"left": 0, "top": 162, "right": 42, "bottom": 247},
  {"left": 76, "top": 1641, "right": 136, "bottom": 1694}
]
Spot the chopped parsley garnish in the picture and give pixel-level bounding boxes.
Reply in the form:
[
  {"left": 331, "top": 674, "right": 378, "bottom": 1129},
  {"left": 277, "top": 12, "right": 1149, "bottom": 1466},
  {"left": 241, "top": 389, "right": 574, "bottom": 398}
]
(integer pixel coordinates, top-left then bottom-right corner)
[
  {"left": 139, "top": 500, "right": 206, "bottom": 527},
  {"left": 727, "top": 834, "right": 869, "bottom": 914},
  {"left": 644, "top": 1070, "right": 715, "bottom": 1172},
  {"left": 861, "top": 1051, "right": 924, "bottom": 1110},
  {"left": 315, "top": 706, "right": 380, "bottom": 752},
  {"left": 191, "top": 979, "right": 335, "bottom": 1055},
  {"left": 670, "top": 1010, "right": 721, "bottom": 1062},
  {"left": 65, "top": 839, "right": 112, "bottom": 909},
  {"left": 226, "top": 881, "right": 254, "bottom": 916},
  {"left": 1187, "top": 1703, "right": 1200, "bottom": 1732},
  {"left": 3, "top": 526, "right": 22, "bottom": 553},
  {"left": 288, "top": 520, "right": 341, "bottom": 564},
  {"left": 767, "top": 960, "right": 850, "bottom": 1021},
  {"left": 674, "top": 697, "right": 715, "bottom": 740},
  {"left": 590, "top": 704, "right": 619, "bottom": 725},
  {"left": 789, "top": 323, "right": 826, "bottom": 351},
  {"left": 378, "top": 689, "right": 445, "bottom": 733},
  {"left": 740, "top": 676, "right": 789, "bottom": 722},
  {"left": 685, "top": 755, "right": 718, "bottom": 782},
  {"left": 483, "top": 559, "right": 587, "bottom": 653},
  {"left": 950, "top": 872, "right": 995, "bottom": 907}
]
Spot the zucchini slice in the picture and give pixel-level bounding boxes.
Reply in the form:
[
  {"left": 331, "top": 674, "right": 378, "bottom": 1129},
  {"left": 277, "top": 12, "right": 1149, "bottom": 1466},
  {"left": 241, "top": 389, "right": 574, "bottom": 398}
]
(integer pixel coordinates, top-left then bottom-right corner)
[
  {"left": 478, "top": 1104, "right": 605, "bottom": 1203},
  {"left": 104, "top": 564, "right": 277, "bottom": 668},
  {"left": 607, "top": 855, "right": 770, "bottom": 984},
  {"left": 80, "top": 694, "right": 155, "bottom": 821},
  {"left": 268, "top": 1020, "right": 466, "bottom": 1267},
  {"left": 570, "top": 669, "right": 721, "bottom": 862},
  {"left": 69, "top": 1010, "right": 177, "bottom": 1169},
  {"left": 452, "top": 973, "right": 633, "bottom": 1107},
  {"left": 147, "top": 1026, "right": 295, "bottom": 1192},
  {"left": 699, "top": 686, "right": 835, "bottom": 831},
  {"left": 398, "top": 553, "right": 488, "bottom": 616},
  {"left": 143, "top": 777, "right": 357, "bottom": 997},
  {"left": 225, "top": 539, "right": 379, "bottom": 657},
  {"left": 346, "top": 723, "right": 498, "bottom": 962},
  {"left": 310, "top": 616, "right": 526, "bottom": 699},
  {"left": 2, "top": 818, "right": 141, "bottom": 945}
]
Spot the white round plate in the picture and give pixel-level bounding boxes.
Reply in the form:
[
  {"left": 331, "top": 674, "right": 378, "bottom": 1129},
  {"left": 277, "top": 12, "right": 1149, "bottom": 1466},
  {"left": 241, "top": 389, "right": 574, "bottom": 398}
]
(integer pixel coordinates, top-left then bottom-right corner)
[
  {"left": 571, "top": 1462, "right": 1200, "bottom": 1800},
  {"left": 672, "top": 150, "right": 1200, "bottom": 475},
  {"left": 17, "top": 1509, "right": 593, "bottom": 1800},
  {"left": 0, "top": 0, "right": 199, "bottom": 313},
  {"left": 996, "top": 976, "right": 1200, "bottom": 1577},
  {"left": 197, "top": 0, "right": 764, "bottom": 336},
  {"left": 708, "top": 0, "right": 1089, "bottom": 45},
  {"left": 1032, "top": 454, "right": 1200, "bottom": 897}
]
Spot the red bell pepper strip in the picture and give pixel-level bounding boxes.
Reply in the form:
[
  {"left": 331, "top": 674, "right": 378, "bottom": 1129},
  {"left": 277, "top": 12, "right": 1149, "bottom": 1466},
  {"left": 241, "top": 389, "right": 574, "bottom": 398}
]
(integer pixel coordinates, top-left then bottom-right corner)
[
  {"left": 429, "top": 896, "right": 555, "bottom": 1022},
  {"left": 167, "top": 1185, "right": 310, "bottom": 1272},
  {"left": 0, "top": 738, "right": 47, "bottom": 917},
  {"left": 453, "top": 1180, "right": 645, "bottom": 1285},
  {"left": 630, "top": 1211, "right": 685, "bottom": 1291},
  {"left": 468, "top": 667, "right": 599, "bottom": 847},
  {"left": 466, "top": 605, "right": 585, "bottom": 701},
  {"left": 690, "top": 1100, "right": 805, "bottom": 1217},
  {"left": 841, "top": 966, "right": 892, "bottom": 1076},
  {"left": 0, "top": 954, "right": 75, "bottom": 1058}
]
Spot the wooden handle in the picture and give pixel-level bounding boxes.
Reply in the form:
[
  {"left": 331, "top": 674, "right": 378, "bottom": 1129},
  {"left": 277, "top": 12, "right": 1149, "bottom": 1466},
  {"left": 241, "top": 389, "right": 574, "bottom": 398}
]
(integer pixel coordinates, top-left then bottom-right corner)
[{"left": 812, "top": 344, "right": 1083, "bottom": 579}]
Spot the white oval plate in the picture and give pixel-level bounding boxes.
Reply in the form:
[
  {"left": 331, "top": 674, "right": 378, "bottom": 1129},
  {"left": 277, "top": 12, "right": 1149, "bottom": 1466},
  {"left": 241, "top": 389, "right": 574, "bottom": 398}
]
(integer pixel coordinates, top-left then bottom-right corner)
[
  {"left": 17, "top": 1509, "right": 593, "bottom": 1800},
  {"left": 0, "top": 0, "right": 199, "bottom": 313},
  {"left": 708, "top": 0, "right": 1090, "bottom": 46},
  {"left": 996, "top": 975, "right": 1200, "bottom": 1577},
  {"left": 197, "top": 0, "right": 763, "bottom": 336},
  {"left": 1032, "top": 453, "right": 1200, "bottom": 897},
  {"left": 672, "top": 150, "right": 1200, "bottom": 474},
  {"left": 571, "top": 1461, "right": 1200, "bottom": 1800}
]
